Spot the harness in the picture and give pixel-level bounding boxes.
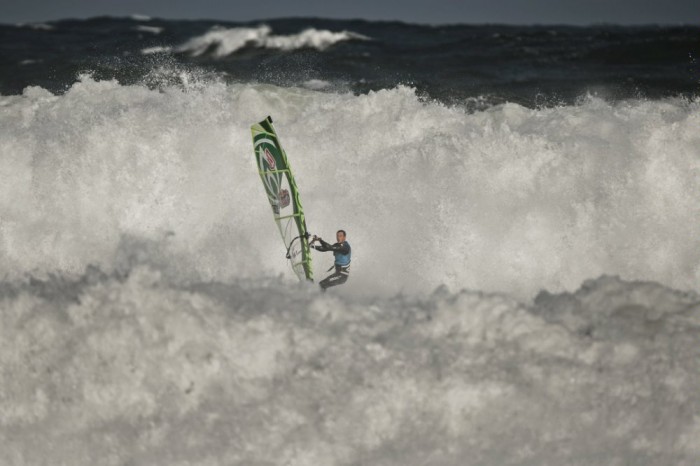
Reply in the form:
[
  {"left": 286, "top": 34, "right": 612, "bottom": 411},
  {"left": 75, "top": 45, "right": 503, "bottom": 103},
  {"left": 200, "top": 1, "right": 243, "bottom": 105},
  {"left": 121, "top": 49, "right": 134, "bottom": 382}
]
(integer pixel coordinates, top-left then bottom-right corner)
[{"left": 328, "top": 263, "right": 350, "bottom": 275}]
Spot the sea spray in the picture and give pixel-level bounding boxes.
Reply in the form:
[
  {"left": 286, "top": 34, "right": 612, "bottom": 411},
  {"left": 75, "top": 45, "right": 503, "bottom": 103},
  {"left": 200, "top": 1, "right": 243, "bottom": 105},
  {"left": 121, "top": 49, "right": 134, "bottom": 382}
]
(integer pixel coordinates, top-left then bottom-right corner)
[{"left": 1, "top": 78, "right": 698, "bottom": 297}]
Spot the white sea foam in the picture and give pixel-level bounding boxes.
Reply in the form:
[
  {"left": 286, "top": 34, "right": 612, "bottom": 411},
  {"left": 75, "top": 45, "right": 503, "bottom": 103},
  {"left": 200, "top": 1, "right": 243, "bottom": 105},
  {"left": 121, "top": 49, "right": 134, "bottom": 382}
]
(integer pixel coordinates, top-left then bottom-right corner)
[
  {"left": 1, "top": 77, "right": 698, "bottom": 298},
  {"left": 141, "top": 24, "right": 369, "bottom": 57},
  {"left": 140, "top": 45, "right": 171, "bottom": 54},
  {"left": 303, "top": 78, "right": 332, "bottom": 90},
  {"left": 134, "top": 25, "right": 163, "bottom": 35},
  {"left": 1, "top": 76, "right": 699, "bottom": 465},
  {"left": 0, "top": 265, "right": 697, "bottom": 465},
  {"left": 16, "top": 22, "right": 54, "bottom": 31},
  {"left": 130, "top": 14, "right": 152, "bottom": 22}
]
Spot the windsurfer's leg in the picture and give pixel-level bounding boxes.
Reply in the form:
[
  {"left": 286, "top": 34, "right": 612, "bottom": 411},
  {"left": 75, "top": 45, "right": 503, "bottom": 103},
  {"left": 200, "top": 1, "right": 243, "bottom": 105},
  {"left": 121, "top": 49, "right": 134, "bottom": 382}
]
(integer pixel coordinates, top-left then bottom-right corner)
[{"left": 319, "top": 271, "right": 348, "bottom": 290}]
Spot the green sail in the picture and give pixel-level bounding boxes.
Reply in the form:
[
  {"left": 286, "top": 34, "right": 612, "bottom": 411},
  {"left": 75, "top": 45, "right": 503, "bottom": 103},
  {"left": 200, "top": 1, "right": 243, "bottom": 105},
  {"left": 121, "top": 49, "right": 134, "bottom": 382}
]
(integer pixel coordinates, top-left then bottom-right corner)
[{"left": 251, "top": 116, "right": 313, "bottom": 281}]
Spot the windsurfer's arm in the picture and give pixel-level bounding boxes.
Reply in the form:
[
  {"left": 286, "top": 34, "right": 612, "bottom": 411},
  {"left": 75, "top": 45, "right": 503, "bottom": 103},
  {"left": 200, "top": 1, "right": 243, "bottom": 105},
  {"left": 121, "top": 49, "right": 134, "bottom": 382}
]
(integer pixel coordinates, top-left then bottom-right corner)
[
  {"left": 316, "top": 239, "right": 349, "bottom": 255},
  {"left": 332, "top": 241, "right": 350, "bottom": 255},
  {"left": 311, "top": 237, "right": 332, "bottom": 252},
  {"left": 310, "top": 237, "right": 349, "bottom": 254}
]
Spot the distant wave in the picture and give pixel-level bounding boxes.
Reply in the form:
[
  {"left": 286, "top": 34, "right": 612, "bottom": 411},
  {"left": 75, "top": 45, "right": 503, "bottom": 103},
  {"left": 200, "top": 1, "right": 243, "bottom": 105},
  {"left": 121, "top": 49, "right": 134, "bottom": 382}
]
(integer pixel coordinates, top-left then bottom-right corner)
[
  {"left": 141, "top": 24, "right": 369, "bottom": 57},
  {"left": 130, "top": 14, "right": 152, "bottom": 21},
  {"left": 16, "top": 22, "right": 54, "bottom": 31},
  {"left": 140, "top": 45, "right": 171, "bottom": 54},
  {"left": 134, "top": 25, "right": 163, "bottom": 35}
]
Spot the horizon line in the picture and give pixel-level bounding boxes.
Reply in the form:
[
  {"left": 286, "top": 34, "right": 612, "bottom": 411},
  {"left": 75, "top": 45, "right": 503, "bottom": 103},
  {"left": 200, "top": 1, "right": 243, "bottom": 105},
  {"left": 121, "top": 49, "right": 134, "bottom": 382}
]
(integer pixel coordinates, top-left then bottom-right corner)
[{"left": 5, "top": 14, "right": 699, "bottom": 29}]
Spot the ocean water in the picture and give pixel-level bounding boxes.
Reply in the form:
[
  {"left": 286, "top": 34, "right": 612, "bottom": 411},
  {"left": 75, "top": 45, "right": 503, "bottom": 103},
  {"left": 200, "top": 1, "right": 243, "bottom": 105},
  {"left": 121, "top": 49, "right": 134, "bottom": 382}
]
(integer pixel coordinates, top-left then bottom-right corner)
[{"left": 1, "top": 16, "right": 699, "bottom": 466}]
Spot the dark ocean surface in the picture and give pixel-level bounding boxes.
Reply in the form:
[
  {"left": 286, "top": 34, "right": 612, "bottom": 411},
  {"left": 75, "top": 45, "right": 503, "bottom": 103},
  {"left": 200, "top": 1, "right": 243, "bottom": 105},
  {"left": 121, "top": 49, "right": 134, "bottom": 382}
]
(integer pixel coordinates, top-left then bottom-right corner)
[{"left": 2, "top": 17, "right": 698, "bottom": 106}]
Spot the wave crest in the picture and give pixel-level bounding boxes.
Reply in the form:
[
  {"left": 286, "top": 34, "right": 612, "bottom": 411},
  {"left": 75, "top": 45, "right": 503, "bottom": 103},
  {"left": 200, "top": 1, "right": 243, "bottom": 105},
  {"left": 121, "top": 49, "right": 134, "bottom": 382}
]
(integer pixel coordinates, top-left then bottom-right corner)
[{"left": 142, "top": 25, "right": 369, "bottom": 57}]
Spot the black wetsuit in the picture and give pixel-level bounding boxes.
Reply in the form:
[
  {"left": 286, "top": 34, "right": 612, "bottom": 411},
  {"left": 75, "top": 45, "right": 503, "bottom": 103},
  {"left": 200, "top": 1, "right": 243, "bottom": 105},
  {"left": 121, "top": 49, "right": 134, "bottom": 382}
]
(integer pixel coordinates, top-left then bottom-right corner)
[{"left": 311, "top": 239, "right": 351, "bottom": 290}]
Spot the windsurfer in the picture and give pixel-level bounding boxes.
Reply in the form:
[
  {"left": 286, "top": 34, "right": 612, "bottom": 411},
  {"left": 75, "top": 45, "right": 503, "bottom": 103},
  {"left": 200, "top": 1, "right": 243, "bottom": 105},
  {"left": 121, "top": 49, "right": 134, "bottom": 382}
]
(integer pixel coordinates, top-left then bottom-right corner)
[{"left": 310, "top": 230, "right": 351, "bottom": 290}]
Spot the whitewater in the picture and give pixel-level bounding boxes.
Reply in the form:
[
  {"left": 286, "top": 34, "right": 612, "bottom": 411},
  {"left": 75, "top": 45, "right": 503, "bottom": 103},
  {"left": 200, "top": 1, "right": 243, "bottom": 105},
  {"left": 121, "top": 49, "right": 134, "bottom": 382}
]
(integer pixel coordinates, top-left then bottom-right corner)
[
  {"left": 141, "top": 25, "right": 368, "bottom": 56},
  {"left": 1, "top": 75, "right": 699, "bottom": 465},
  {"left": 2, "top": 76, "right": 699, "bottom": 295}
]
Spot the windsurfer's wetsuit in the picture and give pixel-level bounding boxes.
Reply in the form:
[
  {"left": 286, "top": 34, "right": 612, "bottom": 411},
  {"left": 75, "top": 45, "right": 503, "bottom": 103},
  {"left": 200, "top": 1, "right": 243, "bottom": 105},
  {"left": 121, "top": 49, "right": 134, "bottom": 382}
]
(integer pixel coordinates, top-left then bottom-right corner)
[{"left": 311, "top": 238, "right": 351, "bottom": 290}]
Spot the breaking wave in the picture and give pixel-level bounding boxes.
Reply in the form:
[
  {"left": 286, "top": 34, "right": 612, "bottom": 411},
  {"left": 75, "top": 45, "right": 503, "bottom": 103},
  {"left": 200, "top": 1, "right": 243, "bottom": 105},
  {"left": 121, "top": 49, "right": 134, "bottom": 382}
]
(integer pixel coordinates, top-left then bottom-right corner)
[
  {"left": 1, "top": 76, "right": 698, "bottom": 298},
  {"left": 134, "top": 25, "right": 163, "bottom": 35},
  {"left": 142, "top": 25, "right": 369, "bottom": 57},
  {"left": 15, "top": 22, "right": 54, "bottom": 31},
  {"left": 1, "top": 75, "right": 699, "bottom": 465}
]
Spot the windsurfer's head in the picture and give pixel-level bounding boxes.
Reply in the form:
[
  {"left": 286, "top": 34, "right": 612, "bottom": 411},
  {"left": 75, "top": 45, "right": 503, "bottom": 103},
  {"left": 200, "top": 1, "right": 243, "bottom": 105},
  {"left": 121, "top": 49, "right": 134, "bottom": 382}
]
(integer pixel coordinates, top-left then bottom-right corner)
[{"left": 336, "top": 230, "right": 346, "bottom": 242}]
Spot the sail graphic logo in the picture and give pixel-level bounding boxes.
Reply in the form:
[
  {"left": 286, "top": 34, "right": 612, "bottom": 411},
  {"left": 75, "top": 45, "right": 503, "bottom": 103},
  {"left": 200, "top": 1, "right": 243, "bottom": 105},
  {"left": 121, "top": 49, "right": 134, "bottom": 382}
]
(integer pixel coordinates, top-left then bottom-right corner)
[
  {"left": 264, "top": 148, "right": 276, "bottom": 169},
  {"left": 256, "top": 140, "right": 284, "bottom": 216},
  {"left": 279, "top": 189, "right": 290, "bottom": 208}
]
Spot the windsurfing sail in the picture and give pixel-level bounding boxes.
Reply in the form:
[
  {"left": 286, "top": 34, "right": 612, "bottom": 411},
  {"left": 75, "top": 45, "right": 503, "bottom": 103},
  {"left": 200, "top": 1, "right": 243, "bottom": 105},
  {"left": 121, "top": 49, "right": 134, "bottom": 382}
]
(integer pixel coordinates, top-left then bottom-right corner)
[{"left": 251, "top": 116, "right": 313, "bottom": 281}]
